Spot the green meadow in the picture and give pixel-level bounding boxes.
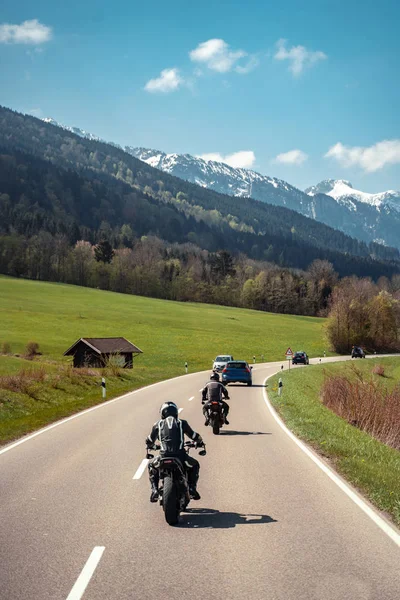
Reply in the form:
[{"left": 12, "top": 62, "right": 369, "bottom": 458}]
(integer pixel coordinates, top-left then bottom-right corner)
[{"left": 0, "top": 275, "right": 328, "bottom": 442}]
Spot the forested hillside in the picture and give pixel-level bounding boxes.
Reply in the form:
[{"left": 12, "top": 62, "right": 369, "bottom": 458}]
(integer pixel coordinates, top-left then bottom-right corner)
[{"left": 0, "top": 106, "right": 398, "bottom": 278}]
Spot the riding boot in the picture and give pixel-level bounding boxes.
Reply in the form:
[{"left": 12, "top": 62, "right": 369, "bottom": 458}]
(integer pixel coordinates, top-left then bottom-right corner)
[
  {"left": 189, "top": 486, "right": 201, "bottom": 500},
  {"left": 150, "top": 485, "right": 159, "bottom": 503}
]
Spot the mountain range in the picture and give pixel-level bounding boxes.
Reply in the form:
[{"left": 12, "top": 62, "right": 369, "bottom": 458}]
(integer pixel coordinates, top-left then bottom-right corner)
[
  {"left": 41, "top": 117, "right": 400, "bottom": 250},
  {"left": 130, "top": 148, "right": 400, "bottom": 250},
  {"left": 39, "top": 118, "right": 400, "bottom": 249}
]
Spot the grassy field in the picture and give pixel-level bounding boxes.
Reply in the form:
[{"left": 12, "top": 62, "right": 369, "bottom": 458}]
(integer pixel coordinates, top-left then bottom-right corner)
[
  {"left": 268, "top": 357, "right": 400, "bottom": 526},
  {"left": 0, "top": 275, "right": 328, "bottom": 443}
]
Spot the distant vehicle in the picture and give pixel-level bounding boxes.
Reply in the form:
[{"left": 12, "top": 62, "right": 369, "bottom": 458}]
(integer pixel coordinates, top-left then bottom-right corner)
[
  {"left": 213, "top": 355, "right": 234, "bottom": 372},
  {"left": 292, "top": 351, "right": 309, "bottom": 365},
  {"left": 221, "top": 361, "right": 252, "bottom": 386},
  {"left": 351, "top": 346, "right": 366, "bottom": 358}
]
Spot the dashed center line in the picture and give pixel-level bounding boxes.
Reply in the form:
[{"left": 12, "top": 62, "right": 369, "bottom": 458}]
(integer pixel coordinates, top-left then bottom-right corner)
[
  {"left": 132, "top": 459, "right": 149, "bottom": 480},
  {"left": 188, "top": 396, "right": 194, "bottom": 401},
  {"left": 66, "top": 546, "right": 105, "bottom": 600},
  {"left": 178, "top": 407, "right": 184, "bottom": 413}
]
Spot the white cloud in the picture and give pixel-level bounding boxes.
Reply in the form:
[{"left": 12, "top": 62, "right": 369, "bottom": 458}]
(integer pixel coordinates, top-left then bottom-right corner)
[
  {"left": 325, "top": 140, "right": 400, "bottom": 173},
  {"left": 274, "top": 149, "right": 308, "bottom": 165},
  {"left": 199, "top": 150, "right": 256, "bottom": 169},
  {"left": 190, "top": 38, "right": 251, "bottom": 73},
  {"left": 274, "top": 39, "right": 326, "bottom": 76},
  {"left": 0, "top": 19, "right": 52, "bottom": 44},
  {"left": 145, "top": 68, "right": 183, "bottom": 93}
]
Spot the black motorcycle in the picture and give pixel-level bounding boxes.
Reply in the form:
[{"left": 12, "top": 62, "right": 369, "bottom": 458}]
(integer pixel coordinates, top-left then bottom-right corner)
[
  {"left": 204, "top": 399, "right": 228, "bottom": 435},
  {"left": 146, "top": 441, "right": 206, "bottom": 526}
]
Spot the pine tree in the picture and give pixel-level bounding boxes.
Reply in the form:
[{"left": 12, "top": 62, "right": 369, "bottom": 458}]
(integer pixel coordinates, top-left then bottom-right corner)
[{"left": 94, "top": 239, "right": 114, "bottom": 264}]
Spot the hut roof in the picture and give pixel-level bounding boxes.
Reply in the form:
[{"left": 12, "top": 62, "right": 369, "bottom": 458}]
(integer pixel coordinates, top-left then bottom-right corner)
[{"left": 64, "top": 337, "right": 143, "bottom": 356}]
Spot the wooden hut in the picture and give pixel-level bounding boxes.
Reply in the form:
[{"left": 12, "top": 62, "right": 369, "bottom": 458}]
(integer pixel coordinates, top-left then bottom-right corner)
[{"left": 64, "top": 337, "right": 142, "bottom": 368}]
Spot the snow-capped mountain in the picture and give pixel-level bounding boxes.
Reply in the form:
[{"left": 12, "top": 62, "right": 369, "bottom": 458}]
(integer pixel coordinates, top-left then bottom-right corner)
[
  {"left": 40, "top": 118, "right": 400, "bottom": 250},
  {"left": 306, "top": 179, "right": 400, "bottom": 213},
  {"left": 42, "top": 118, "right": 102, "bottom": 142},
  {"left": 129, "top": 148, "right": 400, "bottom": 249},
  {"left": 127, "top": 147, "right": 314, "bottom": 213}
]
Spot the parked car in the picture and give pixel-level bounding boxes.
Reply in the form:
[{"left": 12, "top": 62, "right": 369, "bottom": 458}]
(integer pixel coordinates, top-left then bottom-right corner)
[
  {"left": 292, "top": 351, "right": 309, "bottom": 365},
  {"left": 351, "top": 346, "right": 366, "bottom": 358},
  {"left": 221, "top": 361, "right": 252, "bottom": 386},
  {"left": 213, "top": 354, "right": 234, "bottom": 372}
]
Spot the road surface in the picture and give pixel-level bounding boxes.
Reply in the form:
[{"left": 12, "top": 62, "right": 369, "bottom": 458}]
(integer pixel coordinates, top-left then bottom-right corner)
[{"left": 0, "top": 357, "right": 399, "bottom": 599}]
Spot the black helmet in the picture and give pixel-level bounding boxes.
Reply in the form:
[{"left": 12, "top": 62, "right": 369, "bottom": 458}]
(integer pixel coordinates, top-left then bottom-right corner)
[
  {"left": 160, "top": 401, "right": 179, "bottom": 419},
  {"left": 210, "top": 372, "right": 220, "bottom": 381}
]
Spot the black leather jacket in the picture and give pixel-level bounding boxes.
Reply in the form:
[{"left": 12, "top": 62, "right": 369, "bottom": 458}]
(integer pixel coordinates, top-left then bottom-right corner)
[{"left": 146, "top": 417, "right": 202, "bottom": 455}]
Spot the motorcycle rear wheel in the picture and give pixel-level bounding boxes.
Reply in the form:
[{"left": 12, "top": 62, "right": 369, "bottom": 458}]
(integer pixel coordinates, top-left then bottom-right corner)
[
  {"left": 212, "top": 421, "right": 220, "bottom": 435},
  {"left": 163, "top": 475, "right": 180, "bottom": 525}
]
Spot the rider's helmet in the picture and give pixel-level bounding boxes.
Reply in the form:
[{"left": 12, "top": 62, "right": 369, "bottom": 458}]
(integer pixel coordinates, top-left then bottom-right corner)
[
  {"left": 210, "top": 372, "right": 220, "bottom": 381},
  {"left": 160, "top": 401, "right": 179, "bottom": 419}
]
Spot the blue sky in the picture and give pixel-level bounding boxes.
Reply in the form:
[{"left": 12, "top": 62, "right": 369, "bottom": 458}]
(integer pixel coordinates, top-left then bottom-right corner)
[{"left": 1, "top": 0, "right": 399, "bottom": 192}]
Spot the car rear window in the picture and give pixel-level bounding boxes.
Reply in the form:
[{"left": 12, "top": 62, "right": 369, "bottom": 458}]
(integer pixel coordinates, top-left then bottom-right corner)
[
  {"left": 226, "top": 362, "right": 247, "bottom": 369},
  {"left": 295, "top": 352, "right": 305, "bottom": 357}
]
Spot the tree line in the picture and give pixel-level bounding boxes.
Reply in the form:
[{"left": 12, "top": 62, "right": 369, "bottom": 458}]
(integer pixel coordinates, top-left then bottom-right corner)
[{"left": 0, "top": 232, "right": 342, "bottom": 316}]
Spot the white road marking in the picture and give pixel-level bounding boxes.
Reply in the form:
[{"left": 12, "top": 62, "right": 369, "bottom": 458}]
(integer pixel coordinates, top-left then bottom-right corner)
[
  {"left": 262, "top": 376, "right": 400, "bottom": 548},
  {"left": 132, "top": 459, "right": 149, "bottom": 480},
  {"left": 0, "top": 369, "right": 211, "bottom": 457},
  {"left": 178, "top": 408, "right": 184, "bottom": 413},
  {"left": 188, "top": 396, "right": 194, "bottom": 401},
  {"left": 199, "top": 388, "right": 203, "bottom": 392},
  {"left": 66, "top": 546, "right": 105, "bottom": 600}
]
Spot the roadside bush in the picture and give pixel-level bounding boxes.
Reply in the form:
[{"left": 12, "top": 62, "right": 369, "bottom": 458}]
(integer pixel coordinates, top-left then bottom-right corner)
[
  {"left": 103, "top": 353, "right": 124, "bottom": 377},
  {"left": 1, "top": 342, "right": 12, "bottom": 355},
  {"left": 321, "top": 371, "right": 400, "bottom": 450},
  {"left": 25, "top": 341, "right": 40, "bottom": 359},
  {"left": 0, "top": 367, "right": 46, "bottom": 397}
]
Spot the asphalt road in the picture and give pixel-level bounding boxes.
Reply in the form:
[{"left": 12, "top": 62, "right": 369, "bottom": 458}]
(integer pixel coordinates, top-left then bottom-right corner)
[{"left": 0, "top": 357, "right": 399, "bottom": 600}]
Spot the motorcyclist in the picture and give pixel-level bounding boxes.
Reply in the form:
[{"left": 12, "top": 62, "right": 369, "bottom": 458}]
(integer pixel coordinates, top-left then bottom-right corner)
[
  {"left": 202, "top": 372, "right": 230, "bottom": 425},
  {"left": 146, "top": 401, "right": 204, "bottom": 503}
]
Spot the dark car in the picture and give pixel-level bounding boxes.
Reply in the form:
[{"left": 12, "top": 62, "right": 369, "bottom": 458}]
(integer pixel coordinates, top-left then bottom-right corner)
[
  {"left": 351, "top": 346, "right": 366, "bottom": 358},
  {"left": 292, "top": 351, "right": 309, "bottom": 365},
  {"left": 221, "top": 361, "right": 252, "bottom": 386}
]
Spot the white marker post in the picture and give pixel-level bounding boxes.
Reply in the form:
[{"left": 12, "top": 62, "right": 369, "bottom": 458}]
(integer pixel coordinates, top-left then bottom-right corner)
[
  {"left": 101, "top": 377, "right": 106, "bottom": 399},
  {"left": 253, "top": 355, "right": 256, "bottom": 364},
  {"left": 278, "top": 378, "right": 283, "bottom": 396},
  {"left": 261, "top": 354, "right": 264, "bottom": 362},
  {"left": 185, "top": 361, "right": 188, "bottom": 374}
]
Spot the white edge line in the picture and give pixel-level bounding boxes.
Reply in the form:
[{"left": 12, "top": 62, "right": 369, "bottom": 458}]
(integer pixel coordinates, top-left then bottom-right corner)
[
  {"left": 66, "top": 546, "right": 105, "bottom": 600},
  {"left": 132, "top": 458, "right": 149, "bottom": 480},
  {"left": 262, "top": 373, "right": 400, "bottom": 548},
  {"left": 188, "top": 396, "right": 194, "bottom": 401},
  {"left": 0, "top": 368, "right": 211, "bottom": 457}
]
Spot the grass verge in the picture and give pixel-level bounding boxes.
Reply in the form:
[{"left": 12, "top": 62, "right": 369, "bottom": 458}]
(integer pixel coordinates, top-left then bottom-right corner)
[{"left": 268, "top": 357, "right": 400, "bottom": 527}]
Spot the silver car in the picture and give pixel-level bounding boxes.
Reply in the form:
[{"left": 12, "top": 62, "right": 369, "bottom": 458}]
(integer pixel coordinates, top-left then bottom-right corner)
[{"left": 212, "top": 354, "right": 234, "bottom": 372}]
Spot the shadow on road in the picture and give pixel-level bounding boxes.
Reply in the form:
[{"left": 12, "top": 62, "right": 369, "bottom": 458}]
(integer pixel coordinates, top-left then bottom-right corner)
[
  {"left": 219, "top": 430, "right": 271, "bottom": 436},
  {"left": 180, "top": 508, "right": 277, "bottom": 529}
]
